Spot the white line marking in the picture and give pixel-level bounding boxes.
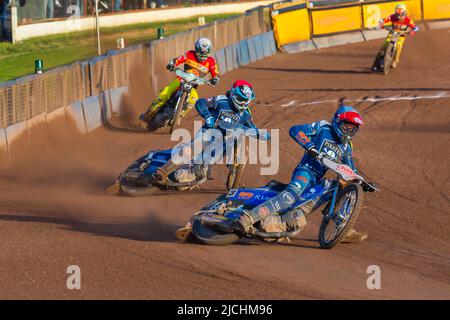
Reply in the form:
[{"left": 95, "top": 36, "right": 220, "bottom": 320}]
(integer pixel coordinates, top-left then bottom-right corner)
[
  {"left": 281, "top": 92, "right": 450, "bottom": 107},
  {"left": 281, "top": 100, "right": 297, "bottom": 107}
]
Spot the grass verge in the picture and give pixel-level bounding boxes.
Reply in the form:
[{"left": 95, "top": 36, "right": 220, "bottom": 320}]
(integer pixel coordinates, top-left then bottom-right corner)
[{"left": 0, "top": 13, "right": 239, "bottom": 82}]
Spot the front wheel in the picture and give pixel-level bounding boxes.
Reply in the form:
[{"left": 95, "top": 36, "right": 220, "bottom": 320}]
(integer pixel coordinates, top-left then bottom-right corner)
[
  {"left": 318, "top": 183, "right": 364, "bottom": 249},
  {"left": 383, "top": 43, "right": 395, "bottom": 75},
  {"left": 226, "top": 163, "right": 245, "bottom": 191},
  {"left": 170, "top": 91, "right": 188, "bottom": 134}
]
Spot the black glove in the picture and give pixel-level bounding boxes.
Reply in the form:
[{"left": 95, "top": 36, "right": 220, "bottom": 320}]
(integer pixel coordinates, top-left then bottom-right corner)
[
  {"left": 209, "top": 77, "right": 219, "bottom": 86},
  {"left": 166, "top": 61, "right": 175, "bottom": 71},
  {"left": 307, "top": 146, "right": 320, "bottom": 160},
  {"left": 363, "top": 182, "right": 378, "bottom": 192}
]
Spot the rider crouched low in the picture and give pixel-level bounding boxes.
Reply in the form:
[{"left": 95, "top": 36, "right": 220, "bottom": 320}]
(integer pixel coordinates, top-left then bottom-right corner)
[
  {"left": 372, "top": 4, "right": 419, "bottom": 71},
  {"left": 140, "top": 38, "right": 220, "bottom": 126},
  {"left": 222, "top": 106, "right": 375, "bottom": 243},
  {"left": 157, "top": 80, "right": 270, "bottom": 184}
]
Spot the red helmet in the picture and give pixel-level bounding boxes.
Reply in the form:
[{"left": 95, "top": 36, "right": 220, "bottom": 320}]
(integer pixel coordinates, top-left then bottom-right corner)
[
  {"left": 331, "top": 106, "right": 364, "bottom": 142},
  {"left": 229, "top": 80, "right": 255, "bottom": 112}
]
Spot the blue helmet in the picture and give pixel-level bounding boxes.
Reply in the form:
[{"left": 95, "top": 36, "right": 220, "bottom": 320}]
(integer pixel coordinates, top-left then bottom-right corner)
[
  {"left": 331, "top": 106, "right": 364, "bottom": 142},
  {"left": 230, "top": 80, "right": 255, "bottom": 112}
]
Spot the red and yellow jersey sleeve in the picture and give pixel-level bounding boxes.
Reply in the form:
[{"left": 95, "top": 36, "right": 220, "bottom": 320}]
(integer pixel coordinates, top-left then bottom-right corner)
[{"left": 206, "top": 56, "right": 219, "bottom": 78}]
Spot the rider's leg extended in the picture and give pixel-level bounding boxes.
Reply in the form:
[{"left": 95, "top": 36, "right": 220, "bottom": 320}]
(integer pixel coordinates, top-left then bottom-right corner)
[
  {"left": 238, "top": 168, "right": 316, "bottom": 232},
  {"left": 141, "top": 78, "right": 181, "bottom": 123},
  {"left": 392, "top": 36, "right": 405, "bottom": 68},
  {"left": 180, "top": 87, "right": 199, "bottom": 118}
]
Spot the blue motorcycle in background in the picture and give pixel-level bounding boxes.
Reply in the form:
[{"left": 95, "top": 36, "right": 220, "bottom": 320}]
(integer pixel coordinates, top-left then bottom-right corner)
[{"left": 177, "top": 155, "right": 379, "bottom": 249}]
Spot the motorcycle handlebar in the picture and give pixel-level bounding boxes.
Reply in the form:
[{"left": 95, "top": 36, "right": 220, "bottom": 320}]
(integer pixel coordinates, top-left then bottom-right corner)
[{"left": 173, "top": 67, "right": 211, "bottom": 85}]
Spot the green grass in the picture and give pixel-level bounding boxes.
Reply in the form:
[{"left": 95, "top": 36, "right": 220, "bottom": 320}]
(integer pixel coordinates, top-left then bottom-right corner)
[{"left": 0, "top": 13, "right": 239, "bottom": 82}]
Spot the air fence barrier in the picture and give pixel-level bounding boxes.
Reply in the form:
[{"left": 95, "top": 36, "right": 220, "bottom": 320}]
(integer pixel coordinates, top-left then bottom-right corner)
[
  {"left": 272, "top": 0, "right": 450, "bottom": 53},
  {"left": 0, "top": 7, "right": 276, "bottom": 160}
]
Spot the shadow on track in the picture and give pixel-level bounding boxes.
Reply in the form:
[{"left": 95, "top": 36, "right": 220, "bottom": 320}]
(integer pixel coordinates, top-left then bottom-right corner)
[
  {"left": 244, "top": 66, "right": 372, "bottom": 75},
  {"left": 0, "top": 214, "right": 179, "bottom": 243}
]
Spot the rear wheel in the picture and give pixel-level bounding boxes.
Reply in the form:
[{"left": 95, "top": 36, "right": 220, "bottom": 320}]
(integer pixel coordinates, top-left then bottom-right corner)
[
  {"left": 170, "top": 91, "right": 188, "bottom": 134},
  {"left": 118, "top": 155, "right": 160, "bottom": 197},
  {"left": 119, "top": 177, "right": 159, "bottom": 197},
  {"left": 319, "top": 184, "right": 364, "bottom": 249},
  {"left": 192, "top": 196, "right": 242, "bottom": 246},
  {"left": 383, "top": 43, "right": 395, "bottom": 75}
]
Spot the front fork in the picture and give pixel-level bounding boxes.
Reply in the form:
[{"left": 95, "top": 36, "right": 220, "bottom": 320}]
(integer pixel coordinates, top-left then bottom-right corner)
[
  {"left": 327, "top": 182, "right": 340, "bottom": 218},
  {"left": 170, "top": 87, "right": 191, "bottom": 125}
]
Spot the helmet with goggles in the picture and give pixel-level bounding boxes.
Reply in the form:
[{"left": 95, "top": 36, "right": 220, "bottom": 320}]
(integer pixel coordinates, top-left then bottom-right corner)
[
  {"left": 331, "top": 106, "right": 364, "bottom": 142},
  {"left": 229, "top": 80, "right": 255, "bottom": 112}
]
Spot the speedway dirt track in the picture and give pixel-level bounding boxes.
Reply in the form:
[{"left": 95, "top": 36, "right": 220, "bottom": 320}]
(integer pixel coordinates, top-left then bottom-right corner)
[{"left": 0, "top": 29, "right": 449, "bottom": 299}]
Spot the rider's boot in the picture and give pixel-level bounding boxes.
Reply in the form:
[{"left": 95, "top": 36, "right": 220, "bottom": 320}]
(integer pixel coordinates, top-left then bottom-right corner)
[
  {"left": 174, "top": 164, "right": 209, "bottom": 183},
  {"left": 152, "top": 158, "right": 178, "bottom": 183},
  {"left": 341, "top": 229, "right": 368, "bottom": 243},
  {"left": 232, "top": 185, "right": 304, "bottom": 233}
]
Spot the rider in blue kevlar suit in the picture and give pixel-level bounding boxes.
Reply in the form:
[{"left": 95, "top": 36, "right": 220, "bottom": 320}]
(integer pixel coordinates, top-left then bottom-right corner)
[
  {"left": 196, "top": 79, "right": 269, "bottom": 138},
  {"left": 168, "top": 80, "right": 269, "bottom": 183},
  {"left": 222, "top": 105, "right": 375, "bottom": 242}
]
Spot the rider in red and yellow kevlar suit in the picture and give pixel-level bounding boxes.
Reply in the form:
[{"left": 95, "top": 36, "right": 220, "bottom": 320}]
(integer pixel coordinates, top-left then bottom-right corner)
[
  {"left": 140, "top": 38, "right": 220, "bottom": 125},
  {"left": 372, "top": 4, "right": 418, "bottom": 70}
]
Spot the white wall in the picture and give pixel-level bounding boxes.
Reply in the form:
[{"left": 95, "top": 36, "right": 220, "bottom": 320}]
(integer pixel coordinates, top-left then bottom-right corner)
[{"left": 15, "top": 1, "right": 275, "bottom": 42}]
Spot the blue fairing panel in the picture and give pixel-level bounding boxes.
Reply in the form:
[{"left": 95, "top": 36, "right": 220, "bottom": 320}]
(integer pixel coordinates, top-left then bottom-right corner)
[
  {"left": 144, "top": 149, "right": 172, "bottom": 174},
  {"left": 226, "top": 182, "right": 329, "bottom": 210}
]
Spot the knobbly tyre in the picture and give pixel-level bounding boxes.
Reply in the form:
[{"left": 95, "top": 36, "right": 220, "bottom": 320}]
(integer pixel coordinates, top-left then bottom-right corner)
[
  {"left": 372, "top": 26, "right": 412, "bottom": 75},
  {"left": 176, "top": 153, "right": 378, "bottom": 248},
  {"left": 107, "top": 119, "right": 270, "bottom": 196},
  {"left": 142, "top": 68, "right": 210, "bottom": 133}
]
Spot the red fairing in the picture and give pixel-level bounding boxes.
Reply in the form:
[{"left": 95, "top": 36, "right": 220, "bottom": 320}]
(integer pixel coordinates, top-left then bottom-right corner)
[{"left": 338, "top": 111, "right": 364, "bottom": 126}]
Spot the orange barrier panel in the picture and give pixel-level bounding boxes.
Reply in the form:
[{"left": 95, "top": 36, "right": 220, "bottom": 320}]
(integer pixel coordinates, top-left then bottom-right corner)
[
  {"left": 311, "top": 4, "right": 362, "bottom": 36},
  {"left": 423, "top": 0, "right": 450, "bottom": 20},
  {"left": 271, "top": 1, "right": 310, "bottom": 46},
  {"left": 362, "top": 0, "right": 422, "bottom": 28}
]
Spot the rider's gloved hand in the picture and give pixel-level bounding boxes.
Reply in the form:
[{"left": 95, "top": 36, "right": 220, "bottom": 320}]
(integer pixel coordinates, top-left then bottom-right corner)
[
  {"left": 205, "top": 116, "right": 215, "bottom": 128},
  {"left": 378, "top": 19, "right": 385, "bottom": 29},
  {"left": 307, "top": 146, "right": 321, "bottom": 160},
  {"left": 166, "top": 61, "right": 175, "bottom": 71},
  {"left": 209, "top": 77, "right": 219, "bottom": 86},
  {"left": 363, "top": 182, "right": 378, "bottom": 192}
]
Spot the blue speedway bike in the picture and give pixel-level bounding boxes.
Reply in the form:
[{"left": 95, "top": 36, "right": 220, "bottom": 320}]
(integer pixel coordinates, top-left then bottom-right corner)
[
  {"left": 107, "top": 119, "right": 268, "bottom": 196},
  {"left": 178, "top": 154, "right": 379, "bottom": 249}
]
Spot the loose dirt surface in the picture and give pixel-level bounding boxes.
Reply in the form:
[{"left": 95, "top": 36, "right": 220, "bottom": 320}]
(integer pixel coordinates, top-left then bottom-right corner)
[{"left": 1, "top": 29, "right": 449, "bottom": 299}]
